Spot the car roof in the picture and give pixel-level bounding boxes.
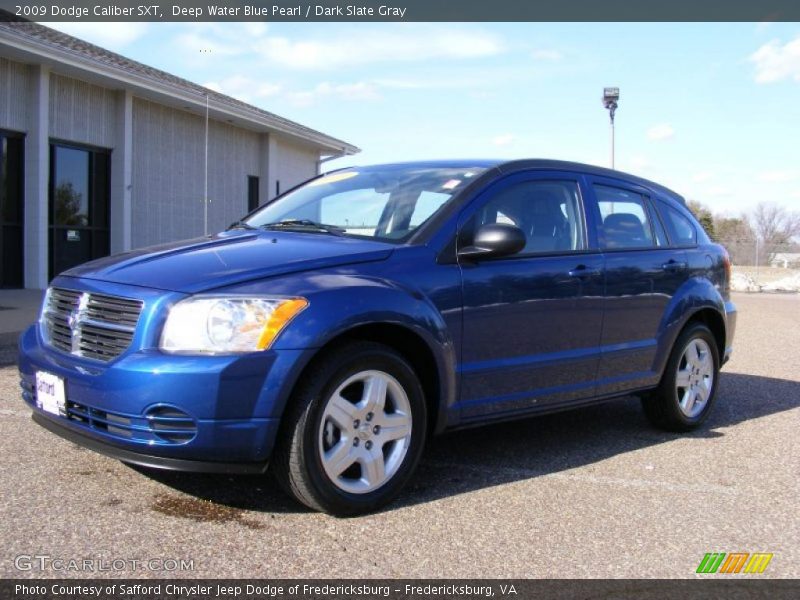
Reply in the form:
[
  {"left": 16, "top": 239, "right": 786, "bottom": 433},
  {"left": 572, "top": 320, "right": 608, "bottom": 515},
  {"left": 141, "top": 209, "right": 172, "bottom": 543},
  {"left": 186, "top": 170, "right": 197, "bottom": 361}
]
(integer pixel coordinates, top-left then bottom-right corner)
[
  {"left": 497, "top": 159, "right": 686, "bottom": 205},
  {"left": 341, "top": 159, "right": 686, "bottom": 205},
  {"left": 350, "top": 159, "right": 503, "bottom": 171}
]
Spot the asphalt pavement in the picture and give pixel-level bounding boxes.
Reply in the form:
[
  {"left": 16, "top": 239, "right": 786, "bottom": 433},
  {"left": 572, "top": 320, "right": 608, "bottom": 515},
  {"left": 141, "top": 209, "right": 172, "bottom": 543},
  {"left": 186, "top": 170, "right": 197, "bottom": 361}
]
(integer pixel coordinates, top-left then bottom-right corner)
[{"left": 1, "top": 292, "right": 797, "bottom": 578}]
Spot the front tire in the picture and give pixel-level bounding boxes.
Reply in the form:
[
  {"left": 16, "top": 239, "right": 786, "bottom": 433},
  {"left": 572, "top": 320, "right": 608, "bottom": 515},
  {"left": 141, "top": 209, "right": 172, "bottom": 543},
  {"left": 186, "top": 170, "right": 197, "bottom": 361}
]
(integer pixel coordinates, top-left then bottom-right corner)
[
  {"left": 273, "top": 341, "right": 427, "bottom": 516},
  {"left": 642, "top": 322, "right": 720, "bottom": 432}
]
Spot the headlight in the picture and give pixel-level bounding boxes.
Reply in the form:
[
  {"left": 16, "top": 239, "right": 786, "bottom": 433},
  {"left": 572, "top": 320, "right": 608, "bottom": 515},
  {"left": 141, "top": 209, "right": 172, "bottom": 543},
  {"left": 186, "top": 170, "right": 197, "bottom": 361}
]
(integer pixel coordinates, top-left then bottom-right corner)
[{"left": 160, "top": 296, "right": 308, "bottom": 354}]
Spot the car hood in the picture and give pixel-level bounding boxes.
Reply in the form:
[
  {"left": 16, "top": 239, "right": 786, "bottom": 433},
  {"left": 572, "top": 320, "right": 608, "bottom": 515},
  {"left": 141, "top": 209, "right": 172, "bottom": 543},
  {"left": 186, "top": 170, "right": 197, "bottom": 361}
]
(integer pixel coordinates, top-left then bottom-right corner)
[{"left": 63, "top": 230, "right": 394, "bottom": 293}]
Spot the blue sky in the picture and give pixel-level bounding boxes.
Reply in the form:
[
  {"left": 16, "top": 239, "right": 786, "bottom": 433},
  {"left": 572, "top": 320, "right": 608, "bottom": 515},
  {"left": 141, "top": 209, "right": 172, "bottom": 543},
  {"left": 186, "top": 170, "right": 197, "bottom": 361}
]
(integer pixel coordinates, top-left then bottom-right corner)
[{"left": 49, "top": 21, "right": 800, "bottom": 215}]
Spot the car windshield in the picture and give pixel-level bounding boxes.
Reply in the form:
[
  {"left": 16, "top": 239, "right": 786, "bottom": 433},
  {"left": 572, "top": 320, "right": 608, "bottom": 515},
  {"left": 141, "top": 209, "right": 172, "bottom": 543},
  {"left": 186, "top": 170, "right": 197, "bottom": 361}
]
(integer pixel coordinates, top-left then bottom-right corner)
[{"left": 243, "top": 166, "right": 487, "bottom": 242}]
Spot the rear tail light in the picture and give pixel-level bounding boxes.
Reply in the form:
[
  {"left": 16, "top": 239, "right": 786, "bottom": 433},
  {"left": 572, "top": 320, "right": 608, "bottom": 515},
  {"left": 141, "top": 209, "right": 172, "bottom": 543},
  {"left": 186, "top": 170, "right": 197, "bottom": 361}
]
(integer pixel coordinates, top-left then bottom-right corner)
[{"left": 721, "top": 247, "right": 732, "bottom": 291}]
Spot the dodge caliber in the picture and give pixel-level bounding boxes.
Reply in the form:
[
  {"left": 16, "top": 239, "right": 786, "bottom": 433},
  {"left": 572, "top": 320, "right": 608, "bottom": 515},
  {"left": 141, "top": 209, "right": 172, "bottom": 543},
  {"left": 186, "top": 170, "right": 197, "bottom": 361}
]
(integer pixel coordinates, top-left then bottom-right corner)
[{"left": 19, "top": 160, "right": 736, "bottom": 515}]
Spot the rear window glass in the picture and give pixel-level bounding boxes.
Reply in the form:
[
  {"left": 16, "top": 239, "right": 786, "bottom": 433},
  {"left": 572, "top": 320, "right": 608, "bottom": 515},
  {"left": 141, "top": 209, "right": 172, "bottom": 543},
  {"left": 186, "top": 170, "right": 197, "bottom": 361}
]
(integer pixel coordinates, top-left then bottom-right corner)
[{"left": 594, "top": 185, "right": 654, "bottom": 249}]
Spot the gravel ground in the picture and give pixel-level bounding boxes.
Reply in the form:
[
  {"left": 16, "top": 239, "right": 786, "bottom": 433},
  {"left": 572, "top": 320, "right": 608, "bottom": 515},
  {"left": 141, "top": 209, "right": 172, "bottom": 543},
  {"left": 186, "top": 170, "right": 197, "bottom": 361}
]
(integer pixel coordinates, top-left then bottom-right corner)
[{"left": 0, "top": 292, "right": 797, "bottom": 579}]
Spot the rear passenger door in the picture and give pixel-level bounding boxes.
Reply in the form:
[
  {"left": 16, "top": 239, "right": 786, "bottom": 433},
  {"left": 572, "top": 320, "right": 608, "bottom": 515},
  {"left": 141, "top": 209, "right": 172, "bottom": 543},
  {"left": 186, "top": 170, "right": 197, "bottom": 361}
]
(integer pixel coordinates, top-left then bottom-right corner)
[{"left": 585, "top": 177, "right": 688, "bottom": 396}]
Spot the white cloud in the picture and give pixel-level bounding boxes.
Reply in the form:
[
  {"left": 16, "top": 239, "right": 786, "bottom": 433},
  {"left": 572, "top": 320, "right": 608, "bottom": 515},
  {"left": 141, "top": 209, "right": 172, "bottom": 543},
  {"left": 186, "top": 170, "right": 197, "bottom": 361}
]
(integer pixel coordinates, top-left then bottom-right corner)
[
  {"left": 373, "top": 76, "right": 489, "bottom": 91},
  {"left": 172, "top": 23, "right": 271, "bottom": 58},
  {"left": 203, "top": 76, "right": 282, "bottom": 104},
  {"left": 287, "top": 82, "right": 381, "bottom": 107},
  {"left": 44, "top": 22, "right": 149, "bottom": 48},
  {"left": 749, "top": 36, "right": 800, "bottom": 83},
  {"left": 627, "top": 156, "right": 653, "bottom": 172},
  {"left": 170, "top": 24, "right": 502, "bottom": 70},
  {"left": 253, "top": 27, "right": 504, "bottom": 69},
  {"left": 757, "top": 170, "right": 798, "bottom": 183},
  {"left": 692, "top": 171, "right": 715, "bottom": 183},
  {"left": 755, "top": 22, "right": 773, "bottom": 34},
  {"left": 371, "top": 65, "right": 531, "bottom": 92},
  {"left": 707, "top": 186, "right": 732, "bottom": 197},
  {"left": 646, "top": 123, "right": 675, "bottom": 141},
  {"left": 491, "top": 134, "right": 515, "bottom": 147},
  {"left": 531, "top": 49, "right": 563, "bottom": 61},
  {"left": 240, "top": 23, "right": 269, "bottom": 38},
  {"left": 174, "top": 32, "right": 245, "bottom": 58}
]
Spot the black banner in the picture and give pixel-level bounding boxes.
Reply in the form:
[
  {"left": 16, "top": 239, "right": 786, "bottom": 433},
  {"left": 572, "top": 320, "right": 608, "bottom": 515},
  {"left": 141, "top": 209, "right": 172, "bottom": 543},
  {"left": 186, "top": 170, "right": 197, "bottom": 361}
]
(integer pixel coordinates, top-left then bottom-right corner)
[
  {"left": 3, "top": 580, "right": 800, "bottom": 600},
  {"left": 2, "top": 0, "right": 800, "bottom": 22}
]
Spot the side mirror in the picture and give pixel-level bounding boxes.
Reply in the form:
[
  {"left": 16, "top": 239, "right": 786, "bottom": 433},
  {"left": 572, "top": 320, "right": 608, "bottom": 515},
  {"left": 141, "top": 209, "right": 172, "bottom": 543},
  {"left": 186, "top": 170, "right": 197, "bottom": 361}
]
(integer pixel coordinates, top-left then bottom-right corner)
[{"left": 458, "top": 223, "right": 526, "bottom": 260}]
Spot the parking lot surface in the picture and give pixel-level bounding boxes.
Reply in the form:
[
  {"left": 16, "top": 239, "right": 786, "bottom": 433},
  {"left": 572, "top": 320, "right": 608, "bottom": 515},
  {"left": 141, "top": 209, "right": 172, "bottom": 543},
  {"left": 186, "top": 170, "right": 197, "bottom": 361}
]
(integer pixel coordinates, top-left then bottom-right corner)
[{"left": 1, "top": 292, "right": 797, "bottom": 578}]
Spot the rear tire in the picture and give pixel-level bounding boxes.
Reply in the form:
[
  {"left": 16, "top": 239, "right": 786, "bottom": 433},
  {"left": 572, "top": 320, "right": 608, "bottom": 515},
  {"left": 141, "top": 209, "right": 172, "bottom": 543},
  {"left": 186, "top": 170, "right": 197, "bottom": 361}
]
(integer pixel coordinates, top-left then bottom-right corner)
[
  {"left": 272, "top": 341, "right": 427, "bottom": 516},
  {"left": 641, "top": 322, "right": 720, "bottom": 432}
]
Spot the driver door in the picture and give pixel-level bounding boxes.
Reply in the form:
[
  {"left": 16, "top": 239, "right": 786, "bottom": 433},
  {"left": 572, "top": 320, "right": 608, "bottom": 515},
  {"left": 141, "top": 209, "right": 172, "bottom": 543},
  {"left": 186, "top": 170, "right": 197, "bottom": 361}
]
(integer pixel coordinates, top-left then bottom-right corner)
[{"left": 457, "top": 171, "right": 605, "bottom": 420}]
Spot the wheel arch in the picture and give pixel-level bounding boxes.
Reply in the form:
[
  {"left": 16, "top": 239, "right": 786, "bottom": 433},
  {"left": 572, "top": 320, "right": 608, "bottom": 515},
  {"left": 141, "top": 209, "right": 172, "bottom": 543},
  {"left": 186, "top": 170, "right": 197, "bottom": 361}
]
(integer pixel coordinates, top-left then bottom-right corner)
[
  {"left": 314, "top": 323, "right": 447, "bottom": 436},
  {"left": 683, "top": 307, "right": 726, "bottom": 360},
  {"left": 274, "top": 318, "right": 456, "bottom": 439},
  {"left": 655, "top": 277, "right": 728, "bottom": 377}
]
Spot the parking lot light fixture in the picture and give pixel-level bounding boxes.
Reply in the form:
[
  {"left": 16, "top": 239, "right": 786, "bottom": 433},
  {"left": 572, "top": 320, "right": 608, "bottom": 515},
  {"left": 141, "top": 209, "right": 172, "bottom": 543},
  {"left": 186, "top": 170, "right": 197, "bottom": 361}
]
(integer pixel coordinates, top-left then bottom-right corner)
[{"left": 603, "top": 87, "right": 620, "bottom": 169}]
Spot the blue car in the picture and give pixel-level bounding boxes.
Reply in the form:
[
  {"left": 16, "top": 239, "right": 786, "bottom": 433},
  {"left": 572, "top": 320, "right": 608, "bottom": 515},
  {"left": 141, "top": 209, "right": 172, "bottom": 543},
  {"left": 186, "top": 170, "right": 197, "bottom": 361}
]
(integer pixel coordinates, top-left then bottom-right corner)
[{"left": 19, "top": 160, "right": 736, "bottom": 515}]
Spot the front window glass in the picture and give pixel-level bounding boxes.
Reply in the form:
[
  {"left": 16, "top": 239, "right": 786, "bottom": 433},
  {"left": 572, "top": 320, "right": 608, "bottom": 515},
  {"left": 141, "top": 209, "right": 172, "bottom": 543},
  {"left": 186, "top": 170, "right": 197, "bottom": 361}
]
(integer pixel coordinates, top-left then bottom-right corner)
[
  {"left": 473, "top": 180, "right": 585, "bottom": 254},
  {"left": 245, "top": 166, "right": 486, "bottom": 242}
]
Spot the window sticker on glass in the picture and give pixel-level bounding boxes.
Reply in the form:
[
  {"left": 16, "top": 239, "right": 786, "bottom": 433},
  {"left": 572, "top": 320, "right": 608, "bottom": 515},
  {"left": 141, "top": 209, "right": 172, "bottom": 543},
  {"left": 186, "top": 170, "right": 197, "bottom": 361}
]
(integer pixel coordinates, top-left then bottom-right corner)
[
  {"left": 308, "top": 171, "right": 359, "bottom": 187},
  {"left": 442, "top": 179, "right": 461, "bottom": 190}
]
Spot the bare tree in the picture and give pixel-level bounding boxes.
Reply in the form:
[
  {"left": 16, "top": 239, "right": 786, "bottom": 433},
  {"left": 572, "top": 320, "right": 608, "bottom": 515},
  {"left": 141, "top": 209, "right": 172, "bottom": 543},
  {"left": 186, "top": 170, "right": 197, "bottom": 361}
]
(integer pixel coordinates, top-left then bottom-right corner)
[
  {"left": 748, "top": 202, "right": 800, "bottom": 265},
  {"left": 715, "top": 215, "right": 755, "bottom": 265},
  {"left": 687, "top": 199, "right": 716, "bottom": 240}
]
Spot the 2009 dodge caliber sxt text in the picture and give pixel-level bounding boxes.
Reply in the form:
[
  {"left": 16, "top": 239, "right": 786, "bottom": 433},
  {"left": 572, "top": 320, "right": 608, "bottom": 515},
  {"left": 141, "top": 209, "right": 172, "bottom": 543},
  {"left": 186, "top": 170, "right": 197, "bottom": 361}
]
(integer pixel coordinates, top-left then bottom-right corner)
[{"left": 20, "top": 160, "right": 736, "bottom": 515}]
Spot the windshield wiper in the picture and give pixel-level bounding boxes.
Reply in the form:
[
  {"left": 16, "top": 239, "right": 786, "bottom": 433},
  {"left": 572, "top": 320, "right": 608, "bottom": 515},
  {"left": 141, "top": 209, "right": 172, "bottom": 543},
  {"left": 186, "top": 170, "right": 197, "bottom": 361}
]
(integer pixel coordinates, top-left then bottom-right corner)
[
  {"left": 227, "top": 220, "right": 257, "bottom": 231},
  {"left": 260, "top": 219, "right": 346, "bottom": 236}
]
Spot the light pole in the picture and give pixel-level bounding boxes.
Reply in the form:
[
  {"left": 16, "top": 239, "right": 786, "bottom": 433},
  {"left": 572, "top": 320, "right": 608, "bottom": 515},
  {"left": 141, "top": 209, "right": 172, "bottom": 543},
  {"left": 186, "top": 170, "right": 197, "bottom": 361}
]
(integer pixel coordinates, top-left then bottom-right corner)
[
  {"left": 204, "top": 92, "right": 209, "bottom": 236},
  {"left": 603, "top": 87, "right": 619, "bottom": 169}
]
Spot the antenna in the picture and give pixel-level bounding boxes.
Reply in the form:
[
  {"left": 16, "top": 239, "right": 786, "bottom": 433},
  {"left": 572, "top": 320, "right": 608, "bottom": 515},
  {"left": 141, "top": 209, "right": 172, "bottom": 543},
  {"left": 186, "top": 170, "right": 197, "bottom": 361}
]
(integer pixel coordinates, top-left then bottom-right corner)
[{"left": 204, "top": 92, "right": 209, "bottom": 236}]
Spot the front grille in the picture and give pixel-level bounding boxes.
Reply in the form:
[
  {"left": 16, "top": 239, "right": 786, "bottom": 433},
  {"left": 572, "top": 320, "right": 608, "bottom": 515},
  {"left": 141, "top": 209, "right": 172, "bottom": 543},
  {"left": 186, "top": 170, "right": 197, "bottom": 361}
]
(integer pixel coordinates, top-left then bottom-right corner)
[
  {"left": 42, "top": 288, "right": 143, "bottom": 362},
  {"left": 66, "top": 400, "right": 197, "bottom": 445}
]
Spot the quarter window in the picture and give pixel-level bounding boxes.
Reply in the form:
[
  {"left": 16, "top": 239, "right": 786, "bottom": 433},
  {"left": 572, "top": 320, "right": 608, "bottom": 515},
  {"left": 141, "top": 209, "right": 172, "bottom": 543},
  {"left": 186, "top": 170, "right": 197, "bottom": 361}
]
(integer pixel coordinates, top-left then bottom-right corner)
[
  {"left": 594, "top": 185, "right": 654, "bottom": 249},
  {"left": 659, "top": 202, "right": 697, "bottom": 246}
]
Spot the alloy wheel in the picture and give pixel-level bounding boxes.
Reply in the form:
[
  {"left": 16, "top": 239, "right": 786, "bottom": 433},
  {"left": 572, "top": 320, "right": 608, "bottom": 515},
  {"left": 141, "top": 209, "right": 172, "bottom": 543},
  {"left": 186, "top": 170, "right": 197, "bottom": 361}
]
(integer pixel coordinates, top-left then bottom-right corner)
[
  {"left": 675, "top": 338, "right": 714, "bottom": 418},
  {"left": 318, "top": 370, "right": 412, "bottom": 494}
]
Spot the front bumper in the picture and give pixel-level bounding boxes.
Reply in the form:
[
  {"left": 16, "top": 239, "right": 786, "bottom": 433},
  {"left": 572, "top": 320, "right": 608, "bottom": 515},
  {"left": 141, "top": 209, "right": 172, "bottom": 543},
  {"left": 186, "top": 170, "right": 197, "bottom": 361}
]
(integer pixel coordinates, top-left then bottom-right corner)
[
  {"left": 32, "top": 412, "right": 268, "bottom": 474},
  {"left": 19, "top": 324, "right": 304, "bottom": 471}
]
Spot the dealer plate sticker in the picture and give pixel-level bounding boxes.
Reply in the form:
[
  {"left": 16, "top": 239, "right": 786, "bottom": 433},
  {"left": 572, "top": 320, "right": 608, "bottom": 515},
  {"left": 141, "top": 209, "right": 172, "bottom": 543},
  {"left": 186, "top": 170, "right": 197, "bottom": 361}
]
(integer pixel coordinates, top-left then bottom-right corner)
[{"left": 35, "top": 371, "right": 66, "bottom": 416}]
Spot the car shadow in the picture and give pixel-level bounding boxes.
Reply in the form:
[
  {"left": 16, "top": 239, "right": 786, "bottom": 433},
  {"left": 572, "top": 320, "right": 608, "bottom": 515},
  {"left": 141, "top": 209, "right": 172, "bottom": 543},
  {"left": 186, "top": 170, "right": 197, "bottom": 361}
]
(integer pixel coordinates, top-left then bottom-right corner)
[{"left": 136, "top": 372, "right": 799, "bottom": 516}]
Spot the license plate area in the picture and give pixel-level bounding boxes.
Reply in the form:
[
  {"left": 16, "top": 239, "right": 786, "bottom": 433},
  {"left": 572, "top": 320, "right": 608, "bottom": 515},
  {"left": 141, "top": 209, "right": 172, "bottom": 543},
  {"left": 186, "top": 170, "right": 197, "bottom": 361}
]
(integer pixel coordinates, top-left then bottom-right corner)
[{"left": 35, "top": 371, "right": 67, "bottom": 417}]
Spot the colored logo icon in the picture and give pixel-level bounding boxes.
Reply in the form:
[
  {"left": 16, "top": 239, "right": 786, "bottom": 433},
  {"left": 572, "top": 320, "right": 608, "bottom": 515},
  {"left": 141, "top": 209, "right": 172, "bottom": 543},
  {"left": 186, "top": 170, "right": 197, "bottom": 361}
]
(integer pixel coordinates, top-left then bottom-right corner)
[{"left": 697, "top": 552, "right": 773, "bottom": 574}]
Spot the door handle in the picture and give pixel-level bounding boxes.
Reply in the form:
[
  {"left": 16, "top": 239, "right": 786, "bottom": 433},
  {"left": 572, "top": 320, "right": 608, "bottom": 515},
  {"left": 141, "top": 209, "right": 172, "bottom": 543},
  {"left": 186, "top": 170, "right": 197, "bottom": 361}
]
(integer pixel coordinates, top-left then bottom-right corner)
[
  {"left": 568, "top": 265, "right": 601, "bottom": 278},
  {"left": 661, "top": 260, "right": 687, "bottom": 272}
]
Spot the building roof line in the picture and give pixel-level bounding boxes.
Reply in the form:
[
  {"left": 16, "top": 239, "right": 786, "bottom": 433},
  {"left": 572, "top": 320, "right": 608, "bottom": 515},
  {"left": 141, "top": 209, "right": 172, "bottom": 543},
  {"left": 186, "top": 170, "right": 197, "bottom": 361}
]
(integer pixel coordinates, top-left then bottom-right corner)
[{"left": 0, "top": 19, "right": 360, "bottom": 156}]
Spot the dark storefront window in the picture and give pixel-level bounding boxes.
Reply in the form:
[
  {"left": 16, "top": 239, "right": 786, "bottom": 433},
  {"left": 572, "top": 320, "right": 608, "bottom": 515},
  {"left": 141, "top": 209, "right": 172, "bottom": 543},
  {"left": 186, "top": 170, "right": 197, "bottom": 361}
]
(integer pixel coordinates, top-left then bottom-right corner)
[
  {"left": 0, "top": 131, "right": 24, "bottom": 288},
  {"left": 248, "top": 175, "right": 260, "bottom": 212},
  {"left": 49, "top": 143, "right": 111, "bottom": 279}
]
